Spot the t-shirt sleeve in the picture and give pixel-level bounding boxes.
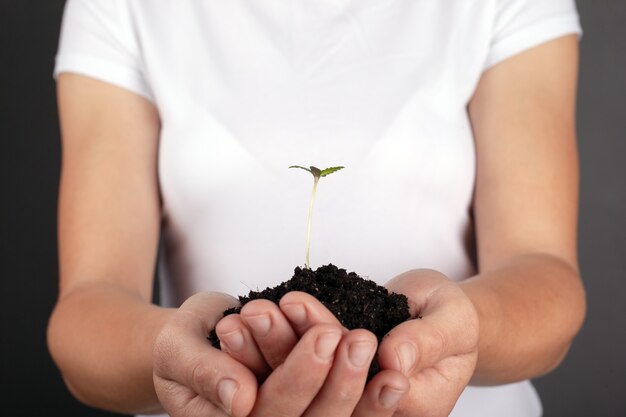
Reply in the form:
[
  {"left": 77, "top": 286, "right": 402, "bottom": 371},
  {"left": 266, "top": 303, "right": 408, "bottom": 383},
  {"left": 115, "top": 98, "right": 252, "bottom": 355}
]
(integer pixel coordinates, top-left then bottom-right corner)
[
  {"left": 53, "top": 0, "right": 154, "bottom": 102},
  {"left": 484, "top": 0, "right": 583, "bottom": 70}
]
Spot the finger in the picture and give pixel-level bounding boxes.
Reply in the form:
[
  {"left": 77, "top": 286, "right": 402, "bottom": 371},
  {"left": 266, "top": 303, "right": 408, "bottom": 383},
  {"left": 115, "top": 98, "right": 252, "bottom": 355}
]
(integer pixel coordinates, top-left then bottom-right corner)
[
  {"left": 154, "top": 331, "right": 257, "bottom": 417},
  {"left": 154, "top": 377, "right": 231, "bottom": 417},
  {"left": 153, "top": 293, "right": 258, "bottom": 417},
  {"left": 368, "top": 354, "right": 475, "bottom": 417},
  {"left": 250, "top": 323, "right": 343, "bottom": 417},
  {"left": 279, "top": 291, "right": 345, "bottom": 336},
  {"left": 215, "top": 313, "right": 272, "bottom": 379},
  {"left": 351, "top": 370, "right": 409, "bottom": 417},
  {"left": 239, "top": 299, "right": 299, "bottom": 369},
  {"left": 303, "top": 329, "right": 377, "bottom": 417}
]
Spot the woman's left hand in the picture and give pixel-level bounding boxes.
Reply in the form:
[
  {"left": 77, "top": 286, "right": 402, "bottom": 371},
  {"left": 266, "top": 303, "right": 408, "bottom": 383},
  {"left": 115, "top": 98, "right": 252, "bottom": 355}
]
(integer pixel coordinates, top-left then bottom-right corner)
[
  {"left": 377, "top": 269, "right": 479, "bottom": 416},
  {"left": 215, "top": 269, "right": 479, "bottom": 416}
]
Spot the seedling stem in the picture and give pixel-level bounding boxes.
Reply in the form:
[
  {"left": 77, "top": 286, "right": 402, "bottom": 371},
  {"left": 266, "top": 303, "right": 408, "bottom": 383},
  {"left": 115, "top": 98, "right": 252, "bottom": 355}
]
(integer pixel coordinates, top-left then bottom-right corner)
[{"left": 289, "top": 165, "right": 344, "bottom": 269}]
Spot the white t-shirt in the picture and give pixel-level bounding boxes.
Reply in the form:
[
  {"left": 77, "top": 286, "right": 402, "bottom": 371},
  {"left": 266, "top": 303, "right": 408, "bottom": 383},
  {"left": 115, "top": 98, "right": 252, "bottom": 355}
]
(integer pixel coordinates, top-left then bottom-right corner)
[{"left": 54, "top": 1, "right": 582, "bottom": 416}]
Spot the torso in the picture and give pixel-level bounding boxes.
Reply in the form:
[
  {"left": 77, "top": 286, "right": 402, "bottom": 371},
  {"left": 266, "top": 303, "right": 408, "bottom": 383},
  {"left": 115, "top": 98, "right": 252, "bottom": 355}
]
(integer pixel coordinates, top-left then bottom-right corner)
[{"left": 132, "top": 0, "right": 489, "bottom": 304}]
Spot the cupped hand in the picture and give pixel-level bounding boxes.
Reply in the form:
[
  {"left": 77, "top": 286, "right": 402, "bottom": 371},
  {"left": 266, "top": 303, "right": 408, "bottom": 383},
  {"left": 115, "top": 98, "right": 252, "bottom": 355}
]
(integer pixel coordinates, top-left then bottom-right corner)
[
  {"left": 216, "top": 269, "right": 479, "bottom": 417},
  {"left": 215, "top": 293, "right": 411, "bottom": 416},
  {"left": 379, "top": 269, "right": 479, "bottom": 417},
  {"left": 152, "top": 292, "right": 258, "bottom": 417}
]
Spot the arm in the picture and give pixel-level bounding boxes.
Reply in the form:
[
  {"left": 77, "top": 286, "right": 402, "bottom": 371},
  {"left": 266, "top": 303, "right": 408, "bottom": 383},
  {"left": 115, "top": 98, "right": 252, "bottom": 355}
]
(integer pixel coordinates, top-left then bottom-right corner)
[
  {"left": 47, "top": 74, "right": 349, "bottom": 417},
  {"left": 461, "top": 34, "right": 586, "bottom": 384},
  {"left": 46, "top": 73, "right": 172, "bottom": 413}
]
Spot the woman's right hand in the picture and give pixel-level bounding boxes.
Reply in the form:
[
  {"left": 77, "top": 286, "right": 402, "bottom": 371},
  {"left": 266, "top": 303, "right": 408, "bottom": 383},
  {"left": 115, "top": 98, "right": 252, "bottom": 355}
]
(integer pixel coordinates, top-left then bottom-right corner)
[
  {"left": 153, "top": 292, "right": 259, "bottom": 416},
  {"left": 154, "top": 291, "right": 394, "bottom": 417}
]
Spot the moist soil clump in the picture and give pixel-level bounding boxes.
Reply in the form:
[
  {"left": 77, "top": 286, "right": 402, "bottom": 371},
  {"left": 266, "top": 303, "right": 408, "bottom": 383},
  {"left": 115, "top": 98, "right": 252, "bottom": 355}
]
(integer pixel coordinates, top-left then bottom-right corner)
[{"left": 209, "top": 263, "right": 412, "bottom": 380}]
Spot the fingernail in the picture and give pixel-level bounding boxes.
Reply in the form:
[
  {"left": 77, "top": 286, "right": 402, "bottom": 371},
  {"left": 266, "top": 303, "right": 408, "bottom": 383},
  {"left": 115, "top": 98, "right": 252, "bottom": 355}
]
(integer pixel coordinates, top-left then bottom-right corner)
[
  {"left": 348, "top": 341, "right": 375, "bottom": 368},
  {"left": 220, "top": 329, "right": 244, "bottom": 352},
  {"left": 379, "top": 386, "right": 405, "bottom": 408},
  {"left": 315, "top": 331, "right": 342, "bottom": 360},
  {"left": 245, "top": 314, "right": 271, "bottom": 337},
  {"left": 282, "top": 303, "right": 307, "bottom": 326},
  {"left": 396, "top": 342, "right": 417, "bottom": 374},
  {"left": 217, "top": 378, "right": 239, "bottom": 413}
]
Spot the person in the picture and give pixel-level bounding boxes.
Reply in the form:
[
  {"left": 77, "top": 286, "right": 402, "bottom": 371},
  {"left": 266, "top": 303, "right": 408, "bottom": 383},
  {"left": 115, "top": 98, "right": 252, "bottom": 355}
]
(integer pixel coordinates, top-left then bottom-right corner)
[{"left": 46, "top": 0, "right": 587, "bottom": 416}]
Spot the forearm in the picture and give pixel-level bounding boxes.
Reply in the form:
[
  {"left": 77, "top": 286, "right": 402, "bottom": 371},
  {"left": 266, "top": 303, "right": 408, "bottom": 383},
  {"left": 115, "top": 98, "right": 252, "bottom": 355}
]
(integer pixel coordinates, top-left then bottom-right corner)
[
  {"left": 47, "top": 282, "right": 174, "bottom": 414},
  {"left": 458, "top": 253, "right": 586, "bottom": 385}
]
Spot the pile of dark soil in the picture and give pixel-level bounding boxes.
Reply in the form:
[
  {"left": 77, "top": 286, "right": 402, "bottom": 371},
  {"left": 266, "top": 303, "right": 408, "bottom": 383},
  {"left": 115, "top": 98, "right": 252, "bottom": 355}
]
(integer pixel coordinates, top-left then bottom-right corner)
[{"left": 209, "top": 263, "right": 412, "bottom": 380}]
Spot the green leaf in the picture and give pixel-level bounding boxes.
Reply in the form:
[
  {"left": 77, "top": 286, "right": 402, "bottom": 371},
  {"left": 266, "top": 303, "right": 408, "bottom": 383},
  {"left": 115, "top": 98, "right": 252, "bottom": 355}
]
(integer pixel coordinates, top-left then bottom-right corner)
[
  {"left": 289, "top": 165, "right": 344, "bottom": 179},
  {"left": 319, "top": 166, "right": 344, "bottom": 177},
  {"left": 289, "top": 165, "right": 313, "bottom": 174}
]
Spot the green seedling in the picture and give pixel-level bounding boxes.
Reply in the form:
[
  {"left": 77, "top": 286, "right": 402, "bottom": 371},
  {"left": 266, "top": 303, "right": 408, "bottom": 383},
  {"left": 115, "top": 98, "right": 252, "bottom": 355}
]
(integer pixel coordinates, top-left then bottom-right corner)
[{"left": 289, "top": 165, "right": 344, "bottom": 269}]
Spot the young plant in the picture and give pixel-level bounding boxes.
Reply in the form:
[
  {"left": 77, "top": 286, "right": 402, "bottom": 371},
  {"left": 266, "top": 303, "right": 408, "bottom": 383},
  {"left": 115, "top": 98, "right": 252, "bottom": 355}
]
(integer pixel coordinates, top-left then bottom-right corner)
[{"left": 289, "top": 165, "right": 344, "bottom": 269}]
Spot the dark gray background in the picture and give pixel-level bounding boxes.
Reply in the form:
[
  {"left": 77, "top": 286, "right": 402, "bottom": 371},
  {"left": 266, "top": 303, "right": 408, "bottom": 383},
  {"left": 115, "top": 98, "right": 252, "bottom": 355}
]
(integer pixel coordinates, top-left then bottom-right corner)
[{"left": 1, "top": 1, "right": 624, "bottom": 416}]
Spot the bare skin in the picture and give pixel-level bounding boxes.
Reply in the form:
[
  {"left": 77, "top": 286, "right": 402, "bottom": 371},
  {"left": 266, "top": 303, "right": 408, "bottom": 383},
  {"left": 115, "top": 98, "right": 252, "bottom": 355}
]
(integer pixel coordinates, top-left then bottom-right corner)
[
  {"left": 463, "top": 33, "right": 585, "bottom": 384},
  {"left": 47, "top": 34, "right": 585, "bottom": 416},
  {"left": 47, "top": 72, "right": 167, "bottom": 414}
]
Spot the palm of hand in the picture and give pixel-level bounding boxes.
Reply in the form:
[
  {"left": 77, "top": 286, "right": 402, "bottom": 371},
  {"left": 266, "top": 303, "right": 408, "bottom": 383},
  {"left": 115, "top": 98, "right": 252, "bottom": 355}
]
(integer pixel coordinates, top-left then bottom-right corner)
[{"left": 380, "top": 270, "right": 479, "bottom": 417}]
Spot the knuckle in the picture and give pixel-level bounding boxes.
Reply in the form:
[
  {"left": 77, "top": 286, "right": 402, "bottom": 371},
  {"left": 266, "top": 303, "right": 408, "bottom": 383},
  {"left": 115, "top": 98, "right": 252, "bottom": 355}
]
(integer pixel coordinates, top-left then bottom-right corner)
[
  {"left": 189, "top": 361, "right": 215, "bottom": 394},
  {"left": 433, "top": 328, "right": 447, "bottom": 353},
  {"left": 335, "top": 387, "right": 360, "bottom": 403},
  {"left": 310, "top": 322, "right": 343, "bottom": 335},
  {"left": 416, "top": 328, "right": 446, "bottom": 367}
]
